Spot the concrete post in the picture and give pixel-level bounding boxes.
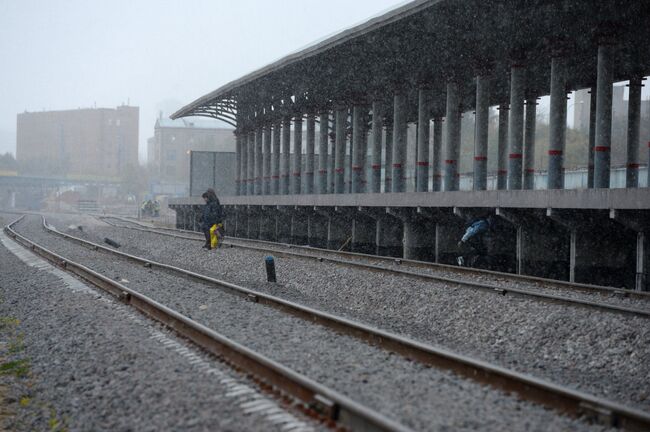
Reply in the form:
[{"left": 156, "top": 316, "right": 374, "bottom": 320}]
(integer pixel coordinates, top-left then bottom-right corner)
[
  {"left": 318, "top": 112, "right": 329, "bottom": 194},
  {"left": 263, "top": 125, "right": 271, "bottom": 195},
  {"left": 474, "top": 76, "right": 490, "bottom": 191},
  {"left": 594, "top": 43, "right": 614, "bottom": 189},
  {"left": 334, "top": 107, "right": 347, "bottom": 194},
  {"left": 371, "top": 101, "right": 383, "bottom": 193},
  {"left": 235, "top": 132, "right": 242, "bottom": 195},
  {"left": 636, "top": 232, "right": 647, "bottom": 291},
  {"left": 523, "top": 97, "right": 537, "bottom": 190},
  {"left": 432, "top": 117, "right": 443, "bottom": 191},
  {"left": 507, "top": 65, "right": 525, "bottom": 190},
  {"left": 276, "top": 209, "right": 291, "bottom": 243},
  {"left": 403, "top": 217, "right": 435, "bottom": 262},
  {"left": 352, "top": 215, "right": 375, "bottom": 254},
  {"left": 329, "top": 114, "right": 336, "bottom": 194},
  {"left": 384, "top": 119, "right": 393, "bottom": 193},
  {"left": 255, "top": 128, "right": 263, "bottom": 195},
  {"left": 272, "top": 121, "right": 281, "bottom": 195},
  {"left": 548, "top": 57, "right": 567, "bottom": 190},
  {"left": 305, "top": 114, "right": 315, "bottom": 194},
  {"left": 291, "top": 210, "right": 308, "bottom": 245},
  {"left": 416, "top": 89, "right": 432, "bottom": 192},
  {"left": 327, "top": 213, "right": 349, "bottom": 250},
  {"left": 444, "top": 81, "right": 461, "bottom": 191},
  {"left": 497, "top": 104, "right": 509, "bottom": 190},
  {"left": 308, "top": 211, "right": 328, "bottom": 248},
  {"left": 293, "top": 116, "right": 303, "bottom": 195},
  {"left": 240, "top": 134, "right": 248, "bottom": 195},
  {"left": 587, "top": 89, "right": 597, "bottom": 188},
  {"left": 626, "top": 77, "right": 642, "bottom": 188},
  {"left": 376, "top": 214, "right": 402, "bottom": 257},
  {"left": 392, "top": 92, "right": 407, "bottom": 192},
  {"left": 281, "top": 117, "right": 291, "bottom": 195},
  {"left": 247, "top": 131, "right": 255, "bottom": 195},
  {"left": 352, "top": 105, "right": 368, "bottom": 194}
]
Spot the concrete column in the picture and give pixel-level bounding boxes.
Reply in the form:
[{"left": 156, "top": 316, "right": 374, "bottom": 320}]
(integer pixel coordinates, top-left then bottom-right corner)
[
  {"left": 293, "top": 116, "right": 303, "bottom": 195},
  {"left": 370, "top": 101, "right": 383, "bottom": 193},
  {"left": 497, "top": 104, "right": 509, "bottom": 190},
  {"left": 308, "top": 212, "right": 328, "bottom": 248},
  {"left": 587, "top": 89, "right": 597, "bottom": 188},
  {"left": 417, "top": 88, "right": 432, "bottom": 192},
  {"left": 259, "top": 210, "right": 275, "bottom": 241},
  {"left": 594, "top": 43, "right": 614, "bottom": 189},
  {"left": 247, "top": 131, "right": 255, "bottom": 195},
  {"left": 281, "top": 117, "right": 291, "bottom": 195},
  {"left": 276, "top": 210, "right": 291, "bottom": 243},
  {"left": 334, "top": 107, "right": 347, "bottom": 194},
  {"left": 384, "top": 119, "right": 393, "bottom": 193},
  {"left": 636, "top": 232, "right": 647, "bottom": 291},
  {"left": 235, "top": 133, "right": 242, "bottom": 195},
  {"left": 432, "top": 117, "right": 443, "bottom": 191},
  {"left": 523, "top": 97, "right": 537, "bottom": 190},
  {"left": 305, "top": 114, "right": 315, "bottom": 194},
  {"left": 318, "top": 112, "right": 329, "bottom": 194},
  {"left": 626, "top": 77, "right": 642, "bottom": 188},
  {"left": 507, "top": 65, "right": 525, "bottom": 190},
  {"left": 403, "top": 218, "right": 435, "bottom": 261},
  {"left": 392, "top": 92, "right": 407, "bottom": 192},
  {"left": 376, "top": 215, "right": 402, "bottom": 257},
  {"left": 548, "top": 57, "right": 567, "bottom": 190},
  {"left": 255, "top": 128, "right": 263, "bottom": 195},
  {"left": 272, "top": 121, "right": 281, "bottom": 194},
  {"left": 569, "top": 229, "right": 577, "bottom": 282},
  {"left": 263, "top": 125, "right": 271, "bottom": 195},
  {"left": 474, "top": 75, "right": 490, "bottom": 191},
  {"left": 240, "top": 134, "right": 248, "bottom": 196},
  {"left": 327, "top": 214, "right": 349, "bottom": 250},
  {"left": 291, "top": 211, "right": 308, "bottom": 244},
  {"left": 328, "top": 115, "right": 336, "bottom": 194},
  {"left": 352, "top": 105, "right": 368, "bottom": 194},
  {"left": 444, "top": 81, "right": 461, "bottom": 191},
  {"left": 352, "top": 215, "right": 375, "bottom": 254}
]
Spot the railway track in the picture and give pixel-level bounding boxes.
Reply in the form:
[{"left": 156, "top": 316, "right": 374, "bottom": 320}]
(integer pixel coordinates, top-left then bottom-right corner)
[
  {"left": 99, "top": 215, "right": 650, "bottom": 319},
  {"left": 5, "top": 213, "right": 650, "bottom": 430}
]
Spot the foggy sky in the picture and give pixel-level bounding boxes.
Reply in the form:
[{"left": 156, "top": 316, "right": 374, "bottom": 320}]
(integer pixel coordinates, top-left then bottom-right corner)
[{"left": 0, "top": 0, "right": 408, "bottom": 160}]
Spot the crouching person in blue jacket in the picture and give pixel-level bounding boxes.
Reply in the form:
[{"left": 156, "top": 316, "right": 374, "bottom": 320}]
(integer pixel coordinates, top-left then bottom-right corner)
[{"left": 457, "top": 216, "right": 492, "bottom": 267}]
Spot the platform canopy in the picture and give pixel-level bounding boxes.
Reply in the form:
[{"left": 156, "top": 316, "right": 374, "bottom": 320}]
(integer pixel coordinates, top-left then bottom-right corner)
[{"left": 171, "top": 0, "right": 650, "bottom": 130}]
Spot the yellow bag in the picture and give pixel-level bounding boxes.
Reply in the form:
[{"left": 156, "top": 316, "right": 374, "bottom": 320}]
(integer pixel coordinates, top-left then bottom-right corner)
[{"left": 209, "top": 223, "right": 223, "bottom": 249}]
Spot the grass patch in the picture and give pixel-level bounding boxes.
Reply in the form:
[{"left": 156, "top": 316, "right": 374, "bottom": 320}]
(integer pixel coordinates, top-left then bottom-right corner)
[
  {"left": 0, "top": 359, "right": 30, "bottom": 378},
  {"left": 19, "top": 395, "right": 30, "bottom": 407}
]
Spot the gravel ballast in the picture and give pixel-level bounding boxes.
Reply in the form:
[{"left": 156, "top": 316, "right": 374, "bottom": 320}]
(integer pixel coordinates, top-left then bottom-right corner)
[
  {"left": 0, "top": 215, "right": 319, "bottom": 432},
  {"left": 65, "top": 213, "right": 650, "bottom": 413},
  {"left": 6, "top": 213, "right": 621, "bottom": 431}
]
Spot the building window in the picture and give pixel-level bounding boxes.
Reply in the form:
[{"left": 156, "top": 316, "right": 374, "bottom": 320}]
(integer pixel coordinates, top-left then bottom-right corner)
[
  {"left": 116, "top": 119, "right": 121, "bottom": 126},
  {"left": 166, "top": 149, "right": 176, "bottom": 161}
]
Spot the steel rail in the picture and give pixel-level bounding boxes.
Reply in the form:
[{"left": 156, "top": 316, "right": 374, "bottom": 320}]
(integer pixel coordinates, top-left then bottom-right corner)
[
  {"left": 3, "top": 215, "right": 411, "bottom": 432},
  {"left": 24, "top": 215, "right": 650, "bottom": 430},
  {"left": 98, "top": 216, "right": 650, "bottom": 319}
]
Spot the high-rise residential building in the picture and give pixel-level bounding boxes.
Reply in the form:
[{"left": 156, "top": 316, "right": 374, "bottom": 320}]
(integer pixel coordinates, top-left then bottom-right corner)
[{"left": 16, "top": 105, "right": 139, "bottom": 180}]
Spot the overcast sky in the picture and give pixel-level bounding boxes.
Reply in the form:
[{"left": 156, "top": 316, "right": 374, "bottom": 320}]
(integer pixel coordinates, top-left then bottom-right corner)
[{"left": 0, "top": 0, "right": 408, "bottom": 160}]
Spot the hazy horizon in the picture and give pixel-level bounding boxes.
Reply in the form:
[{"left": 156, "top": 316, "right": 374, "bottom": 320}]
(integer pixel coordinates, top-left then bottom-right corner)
[{"left": 0, "top": 0, "right": 408, "bottom": 162}]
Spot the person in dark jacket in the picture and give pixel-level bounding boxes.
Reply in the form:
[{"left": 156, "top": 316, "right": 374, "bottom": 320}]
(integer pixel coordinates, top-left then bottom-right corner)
[
  {"left": 457, "top": 216, "right": 491, "bottom": 267},
  {"left": 201, "top": 189, "right": 223, "bottom": 250}
]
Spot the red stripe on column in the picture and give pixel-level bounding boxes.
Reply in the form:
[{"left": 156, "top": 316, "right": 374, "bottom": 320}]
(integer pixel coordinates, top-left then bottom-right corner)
[
  {"left": 416, "top": 161, "right": 429, "bottom": 166},
  {"left": 293, "top": 172, "right": 301, "bottom": 176},
  {"left": 525, "top": 168, "right": 535, "bottom": 173},
  {"left": 595, "top": 146, "right": 610, "bottom": 152},
  {"left": 271, "top": 175, "right": 280, "bottom": 179},
  {"left": 335, "top": 168, "right": 344, "bottom": 173},
  {"left": 444, "top": 160, "right": 456, "bottom": 164},
  {"left": 371, "top": 164, "right": 381, "bottom": 169},
  {"left": 509, "top": 153, "right": 522, "bottom": 159},
  {"left": 647, "top": 141, "right": 650, "bottom": 148},
  {"left": 318, "top": 169, "right": 327, "bottom": 174},
  {"left": 352, "top": 166, "right": 363, "bottom": 171},
  {"left": 627, "top": 163, "right": 640, "bottom": 169},
  {"left": 392, "top": 163, "right": 402, "bottom": 168},
  {"left": 548, "top": 150, "right": 563, "bottom": 156},
  {"left": 497, "top": 170, "right": 507, "bottom": 174},
  {"left": 474, "top": 156, "right": 487, "bottom": 161}
]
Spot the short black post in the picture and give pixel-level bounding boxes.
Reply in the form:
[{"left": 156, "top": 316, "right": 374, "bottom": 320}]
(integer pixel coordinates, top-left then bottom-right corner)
[{"left": 265, "top": 256, "right": 276, "bottom": 283}]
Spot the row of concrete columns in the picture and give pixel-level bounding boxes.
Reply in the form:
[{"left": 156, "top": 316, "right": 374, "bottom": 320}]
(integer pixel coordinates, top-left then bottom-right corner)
[{"left": 235, "top": 46, "right": 647, "bottom": 196}]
